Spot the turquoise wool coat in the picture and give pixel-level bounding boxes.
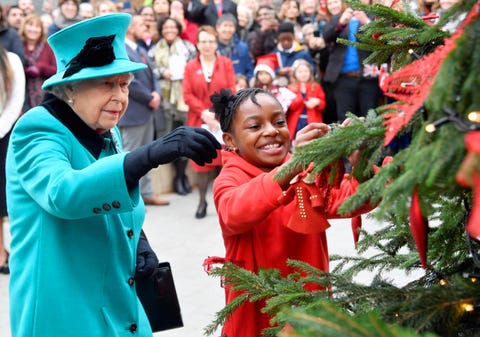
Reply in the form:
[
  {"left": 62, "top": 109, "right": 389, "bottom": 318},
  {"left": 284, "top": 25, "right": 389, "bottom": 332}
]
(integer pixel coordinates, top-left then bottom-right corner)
[{"left": 6, "top": 97, "right": 152, "bottom": 337}]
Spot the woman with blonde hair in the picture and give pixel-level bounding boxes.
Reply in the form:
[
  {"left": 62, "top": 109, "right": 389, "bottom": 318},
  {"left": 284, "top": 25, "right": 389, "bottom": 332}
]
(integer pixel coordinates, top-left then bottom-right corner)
[
  {"left": 19, "top": 14, "right": 56, "bottom": 110},
  {"left": 0, "top": 44, "right": 25, "bottom": 274},
  {"left": 95, "top": 0, "right": 118, "bottom": 16}
]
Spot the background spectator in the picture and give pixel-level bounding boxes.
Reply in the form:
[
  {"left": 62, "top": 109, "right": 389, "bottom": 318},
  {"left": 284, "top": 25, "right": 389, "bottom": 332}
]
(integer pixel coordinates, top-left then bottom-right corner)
[
  {"left": 286, "top": 59, "right": 325, "bottom": 139},
  {"left": 17, "top": 0, "right": 35, "bottom": 15},
  {"left": 137, "top": 5, "right": 159, "bottom": 49},
  {"left": 299, "top": 0, "right": 319, "bottom": 24},
  {"left": 149, "top": 16, "right": 197, "bottom": 196},
  {"left": 0, "top": 5, "right": 25, "bottom": 64},
  {"left": 183, "top": 25, "right": 236, "bottom": 219},
  {"left": 235, "top": 5, "right": 254, "bottom": 42},
  {"left": 246, "top": 5, "right": 278, "bottom": 59},
  {"left": 152, "top": 0, "right": 170, "bottom": 20},
  {"left": 79, "top": 2, "right": 95, "bottom": 19},
  {"left": 274, "top": 21, "right": 314, "bottom": 81},
  {"left": 170, "top": 0, "right": 198, "bottom": 44},
  {"left": 19, "top": 14, "right": 56, "bottom": 110},
  {"left": 6, "top": 6, "right": 25, "bottom": 31},
  {"left": 95, "top": 0, "right": 118, "bottom": 16},
  {"left": 216, "top": 13, "right": 254, "bottom": 81},
  {"left": 278, "top": 0, "right": 303, "bottom": 41},
  {"left": 323, "top": 0, "right": 382, "bottom": 121},
  {"left": 187, "top": 0, "right": 237, "bottom": 27},
  {"left": 48, "top": 0, "right": 82, "bottom": 36}
]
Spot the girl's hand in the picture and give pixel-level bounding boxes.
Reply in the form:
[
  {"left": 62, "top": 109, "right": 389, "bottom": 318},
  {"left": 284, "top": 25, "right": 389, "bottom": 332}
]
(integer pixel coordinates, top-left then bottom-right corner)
[
  {"left": 292, "top": 122, "right": 330, "bottom": 147},
  {"left": 201, "top": 110, "right": 221, "bottom": 132},
  {"left": 340, "top": 117, "right": 364, "bottom": 166},
  {"left": 305, "top": 97, "right": 321, "bottom": 109}
]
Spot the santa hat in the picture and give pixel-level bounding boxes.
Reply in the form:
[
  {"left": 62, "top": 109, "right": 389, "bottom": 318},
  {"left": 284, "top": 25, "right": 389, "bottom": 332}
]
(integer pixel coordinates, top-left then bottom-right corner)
[{"left": 254, "top": 53, "right": 280, "bottom": 79}]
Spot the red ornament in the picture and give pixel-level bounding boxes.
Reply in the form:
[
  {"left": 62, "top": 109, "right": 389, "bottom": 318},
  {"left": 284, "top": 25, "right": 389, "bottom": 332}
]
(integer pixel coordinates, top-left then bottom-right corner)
[
  {"left": 410, "top": 187, "right": 429, "bottom": 268},
  {"left": 351, "top": 215, "right": 362, "bottom": 246},
  {"left": 277, "top": 163, "right": 331, "bottom": 234}
]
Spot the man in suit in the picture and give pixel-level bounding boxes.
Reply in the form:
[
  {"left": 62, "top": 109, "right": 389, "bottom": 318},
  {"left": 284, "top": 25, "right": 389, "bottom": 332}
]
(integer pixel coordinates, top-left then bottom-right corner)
[{"left": 120, "top": 14, "right": 169, "bottom": 206}]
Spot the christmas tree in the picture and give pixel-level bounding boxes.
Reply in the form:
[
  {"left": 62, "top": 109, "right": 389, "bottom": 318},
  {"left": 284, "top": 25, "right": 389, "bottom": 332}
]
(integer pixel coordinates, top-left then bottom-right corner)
[{"left": 205, "top": 0, "right": 480, "bottom": 336}]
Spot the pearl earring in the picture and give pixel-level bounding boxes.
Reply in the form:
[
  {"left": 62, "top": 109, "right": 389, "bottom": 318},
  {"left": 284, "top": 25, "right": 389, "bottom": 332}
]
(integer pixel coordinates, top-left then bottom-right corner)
[{"left": 67, "top": 98, "right": 74, "bottom": 105}]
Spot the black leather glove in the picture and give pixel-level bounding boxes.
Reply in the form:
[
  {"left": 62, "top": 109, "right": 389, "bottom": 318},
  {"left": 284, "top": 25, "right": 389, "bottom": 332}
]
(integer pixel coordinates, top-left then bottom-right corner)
[
  {"left": 124, "top": 126, "right": 221, "bottom": 189},
  {"left": 135, "top": 230, "right": 159, "bottom": 279}
]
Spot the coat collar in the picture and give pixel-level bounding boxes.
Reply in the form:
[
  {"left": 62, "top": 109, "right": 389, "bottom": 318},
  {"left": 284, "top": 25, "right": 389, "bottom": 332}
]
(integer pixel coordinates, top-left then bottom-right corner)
[{"left": 41, "top": 93, "right": 110, "bottom": 159}]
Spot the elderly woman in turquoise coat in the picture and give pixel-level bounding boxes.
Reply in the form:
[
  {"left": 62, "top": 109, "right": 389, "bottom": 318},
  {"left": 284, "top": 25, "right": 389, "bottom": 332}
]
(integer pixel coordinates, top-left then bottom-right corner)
[{"left": 6, "top": 13, "right": 220, "bottom": 337}]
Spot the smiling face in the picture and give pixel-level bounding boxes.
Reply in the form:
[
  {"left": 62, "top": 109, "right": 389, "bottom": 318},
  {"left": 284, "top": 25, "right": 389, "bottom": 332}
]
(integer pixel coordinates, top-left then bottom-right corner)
[
  {"left": 216, "top": 19, "right": 236, "bottom": 42},
  {"left": 196, "top": 30, "right": 218, "bottom": 58},
  {"left": 293, "top": 63, "right": 312, "bottom": 83},
  {"left": 161, "top": 18, "right": 179, "bottom": 43},
  {"left": 23, "top": 17, "right": 43, "bottom": 43},
  {"left": 327, "top": 0, "right": 343, "bottom": 15},
  {"left": 153, "top": 0, "right": 170, "bottom": 17},
  {"left": 66, "top": 74, "right": 132, "bottom": 132},
  {"left": 60, "top": 0, "right": 79, "bottom": 20},
  {"left": 223, "top": 93, "right": 290, "bottom": 171}
]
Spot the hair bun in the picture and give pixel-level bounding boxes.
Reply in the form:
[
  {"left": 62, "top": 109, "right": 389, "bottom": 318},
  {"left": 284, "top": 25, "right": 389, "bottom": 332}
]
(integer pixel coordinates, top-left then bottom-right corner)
[{"left": 210, "top": 88, "right": 233, "bottom": 116}]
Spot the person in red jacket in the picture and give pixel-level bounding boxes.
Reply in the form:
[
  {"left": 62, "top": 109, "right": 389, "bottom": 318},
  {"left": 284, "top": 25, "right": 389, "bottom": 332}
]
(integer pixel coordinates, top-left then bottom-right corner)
[
  {"left": 287, "top": 59, "right": 326, "bottom": 140},
  {"left": 183, "top": 25, "right": 236, "bottom": 218},
  {"left": 209, "top": 87, "right": 374, "bottom": 337}
]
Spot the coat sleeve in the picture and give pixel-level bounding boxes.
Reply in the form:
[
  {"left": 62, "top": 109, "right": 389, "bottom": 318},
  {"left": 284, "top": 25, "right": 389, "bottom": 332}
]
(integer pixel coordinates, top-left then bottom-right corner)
[
  {"left": 8, "top": 110, "right": 138, "bottom": 219},
  {"left": 323, "top": 14, "right": 345, "bottom": 44},
  {"left": 183, "top": 61, "right": 206, "bottom": 119},
  {"left": 38, "top": 44, "right": 57, "bottom": 77},
  {"left": 214, "top": 166, "right": 285, "bottom": 236},
  {"left": 312, "top": 84, "right": 326, "bottom": 113},
  {"left": 325, "top": 175, "right": 375, "bottom": 218}
]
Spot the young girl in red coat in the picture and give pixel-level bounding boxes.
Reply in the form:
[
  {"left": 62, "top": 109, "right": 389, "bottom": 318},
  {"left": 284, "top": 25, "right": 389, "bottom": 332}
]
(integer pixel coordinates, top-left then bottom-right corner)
[
  {"left": 208, "top": 88, "right": 375, "bottom": 337},
  {"left": 287, "top": 59, "right": 326, "bottom": 140}
]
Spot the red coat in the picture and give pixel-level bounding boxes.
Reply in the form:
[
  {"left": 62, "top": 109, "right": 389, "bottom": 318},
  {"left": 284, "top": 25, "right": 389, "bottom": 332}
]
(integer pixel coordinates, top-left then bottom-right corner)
[
  {"left": 286, "top": 82, "right": 326, "bottom": 140},
  {"left": 183, "top": 54, "right": 236, "bottom": 128},
  {"left": 183, "top": 54, "right": 236, "bottom": 171},
  {"left": 212, "top": 150, "right": 372, "bottom": 337}
]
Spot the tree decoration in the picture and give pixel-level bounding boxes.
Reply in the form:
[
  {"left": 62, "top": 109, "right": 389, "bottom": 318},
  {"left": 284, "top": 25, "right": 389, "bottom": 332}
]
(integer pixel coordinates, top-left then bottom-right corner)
[{"left": 409, "top": 186, "right": 429, "bottom": 268}]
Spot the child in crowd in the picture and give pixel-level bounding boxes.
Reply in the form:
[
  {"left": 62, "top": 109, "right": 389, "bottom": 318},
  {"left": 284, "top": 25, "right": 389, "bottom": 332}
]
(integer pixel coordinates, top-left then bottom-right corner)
[
  {"left": 252, "top": 54, "right": 301, "bottom": 113},
  {"left": 287, "top": 59, "right": 326, "bottom": 140},
  {"left": 209, "top": 87, "right": 375, "bottom": 337},
  {"left": 274, "top": 21, "right": 315, "bottom": 80},
  {"left": 235, "top": 73, "right": 249, "bottom": 91}
]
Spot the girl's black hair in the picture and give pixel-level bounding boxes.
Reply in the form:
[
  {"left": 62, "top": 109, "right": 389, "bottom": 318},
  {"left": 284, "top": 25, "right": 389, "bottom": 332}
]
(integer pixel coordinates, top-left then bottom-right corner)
[{"left": 210, "top": 88, "right": 278, "bottom": 132}]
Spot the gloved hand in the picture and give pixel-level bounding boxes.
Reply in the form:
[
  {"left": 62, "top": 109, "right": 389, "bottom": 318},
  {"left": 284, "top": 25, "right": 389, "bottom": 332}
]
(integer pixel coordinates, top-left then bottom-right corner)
[
  {"left": 124, "top": 126, "right": 221, "bottom": 189},
  {"left": 135, "top": 230, "right": 159, "bottom": 279}
]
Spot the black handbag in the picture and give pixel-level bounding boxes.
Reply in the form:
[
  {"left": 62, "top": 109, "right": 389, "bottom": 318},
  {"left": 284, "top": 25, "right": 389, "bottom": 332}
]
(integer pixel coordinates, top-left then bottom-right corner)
[{"left": 136, "top": 262, "right": 184, "bottom": 332}]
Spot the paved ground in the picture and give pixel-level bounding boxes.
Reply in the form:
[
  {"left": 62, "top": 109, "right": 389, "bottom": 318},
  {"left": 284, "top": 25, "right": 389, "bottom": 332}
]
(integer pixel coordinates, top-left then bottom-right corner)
[{"left": 0, "top": 188, "right": 421, "bottom": 337}]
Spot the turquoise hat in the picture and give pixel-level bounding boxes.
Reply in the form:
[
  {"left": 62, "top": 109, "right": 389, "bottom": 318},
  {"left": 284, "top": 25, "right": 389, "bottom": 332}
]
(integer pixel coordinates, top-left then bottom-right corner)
[{"left": 42, "top": 13, "right": 146, "bottom": 90}]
